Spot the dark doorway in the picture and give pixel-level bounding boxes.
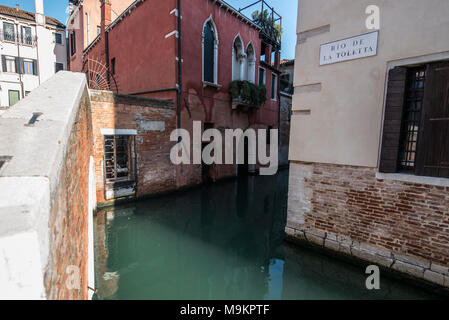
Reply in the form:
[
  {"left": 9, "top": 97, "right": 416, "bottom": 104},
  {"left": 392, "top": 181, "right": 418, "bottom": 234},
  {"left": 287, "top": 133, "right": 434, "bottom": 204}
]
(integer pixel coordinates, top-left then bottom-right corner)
[{"left": 238, "top": 136, "right": 249, "bottom": 176}]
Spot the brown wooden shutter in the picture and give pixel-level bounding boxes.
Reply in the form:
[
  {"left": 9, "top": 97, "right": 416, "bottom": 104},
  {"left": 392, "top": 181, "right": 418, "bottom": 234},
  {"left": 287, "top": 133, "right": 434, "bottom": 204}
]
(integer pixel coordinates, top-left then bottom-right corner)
[
  {"left": 15, "top": 57, "right": 22, "bottom": 74},
  {"left": 1, "top": 55, "right": 6, "bottom": 72},
  {"left": 415, "top": 61, "right": 449, "bottom": 178},
  {"left": 379, "top": 67, "right": 408, "bottom": 173},
  {"left": 33, "top": 59, "right": 38, "bottom": 76}
]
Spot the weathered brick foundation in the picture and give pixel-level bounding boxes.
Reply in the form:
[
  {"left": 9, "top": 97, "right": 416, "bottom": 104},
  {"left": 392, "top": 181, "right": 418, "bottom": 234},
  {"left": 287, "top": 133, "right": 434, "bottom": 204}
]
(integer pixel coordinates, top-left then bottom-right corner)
[
  {"left": 90, "top": 90, "right": 177, "bottom": 204},
  {"left": 45, "top": 88, "right": 93, "bottom": 299},
  {"left": 286, "top": 161, "right": 449, "bottom": 288}
]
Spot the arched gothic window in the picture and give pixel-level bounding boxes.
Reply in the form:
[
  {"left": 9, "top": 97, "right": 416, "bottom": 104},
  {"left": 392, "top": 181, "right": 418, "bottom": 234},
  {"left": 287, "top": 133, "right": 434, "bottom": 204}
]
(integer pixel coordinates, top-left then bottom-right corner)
[
  {"left": 202, "top": 18, "right": 218, "bottom": 84},
  {"left": 246, "top": 43, "right": 256, "bottom": 83},
  {"left": 232, "top": 35, "right": 246, "bottom": 81}
]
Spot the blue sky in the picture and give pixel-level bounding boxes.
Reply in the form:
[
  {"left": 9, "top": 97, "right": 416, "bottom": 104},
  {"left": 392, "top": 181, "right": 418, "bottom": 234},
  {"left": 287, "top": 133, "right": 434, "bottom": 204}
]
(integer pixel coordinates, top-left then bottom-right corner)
[
  {"left": 3, "top": 0, "right": 297, "bottom": 59},
  {"left": 226, "top": 0, "right": 298, "bottom": 59},
  {"left": 2, "top": 0, "right": 69, "bottom": 24}
]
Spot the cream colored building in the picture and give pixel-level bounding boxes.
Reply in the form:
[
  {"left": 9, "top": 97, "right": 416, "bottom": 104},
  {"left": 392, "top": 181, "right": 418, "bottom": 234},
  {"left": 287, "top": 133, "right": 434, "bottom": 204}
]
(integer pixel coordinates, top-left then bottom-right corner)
[
  {"left": 288, "top": 0, "right": 449, "bottom": 288},
  {"left": 0, "top": 1, "right": 66, "bottom": 110}
]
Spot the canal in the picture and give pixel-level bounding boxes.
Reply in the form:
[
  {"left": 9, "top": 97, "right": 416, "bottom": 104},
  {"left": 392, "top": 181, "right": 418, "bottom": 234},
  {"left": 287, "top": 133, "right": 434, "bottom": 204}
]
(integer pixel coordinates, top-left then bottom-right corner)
[{"left": 94, "top": 169, "right": 437, "bottom": 300}]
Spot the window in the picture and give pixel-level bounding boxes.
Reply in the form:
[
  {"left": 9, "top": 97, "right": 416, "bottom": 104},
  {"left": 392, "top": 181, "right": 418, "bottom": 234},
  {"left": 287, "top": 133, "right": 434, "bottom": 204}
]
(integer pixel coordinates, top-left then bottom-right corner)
[
  {"left": 97, "top": 26, "right": 101, "bottom": 36},
  {"left": 397, "top": 67, "right": 425, "bottom": 172},
  {"left": 8, "top": 90, "right": 20, "bottom": 106},
  {"left": 25, "top": 91, "right": 31, "bottom": 96},
  {"left": 246, "top": 43, "right": 256, "bottom": 83},
  {"left": 3, "top": 22, "right": 15, "bottom": 42},
  {"left": 104, "top": 135, "right": 135, "bottom": 182},
  {"left": 70, "top": 31, "right": 76, "bottom": 56},
  {"left": 202, "top": 18, "right": 218, "bottom": 84},
  {"left": 23, "top": 60, "right": 34, "bottom": 75},
  {"left": 271, "top": 73, "right": 277, "bottom": 100},
  {"left": 261, "top": 43, "right": 267, "bottom": 63},
  {"left": 2, "top": 56, "right": 16, "bottom": 73},
  {"left": 55, "top": 62, "right": 64, "bottom": 73},
  {"left": 232, "top": 35, "right": 244, "bottom": 81},
  {"left": 380, "top": 61, "right": 449, "bottom": 178},
  {"left": 54, "top": 32, "right": 62, "bottom": 44},
  {"left": 21, "top": 26, "right": 32, "bottom": 45},
  {"left": 258, "top": 67, "right": 266, "bottom": 86}
]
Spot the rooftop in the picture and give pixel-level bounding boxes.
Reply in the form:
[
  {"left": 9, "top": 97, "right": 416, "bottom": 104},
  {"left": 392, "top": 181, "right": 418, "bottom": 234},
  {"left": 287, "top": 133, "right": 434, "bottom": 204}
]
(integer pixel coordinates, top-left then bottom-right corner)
[
  {"left": 280, "top": 59, "right": 294, "bottom": 66},
  {"left": 0, "top": 4, "right": 65, "bottom": 29}
]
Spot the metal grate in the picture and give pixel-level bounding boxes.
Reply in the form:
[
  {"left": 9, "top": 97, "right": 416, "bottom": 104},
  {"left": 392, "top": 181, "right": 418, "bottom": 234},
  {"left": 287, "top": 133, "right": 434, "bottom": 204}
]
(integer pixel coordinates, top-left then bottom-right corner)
[
  {"left": 104, "top": 135, "right": 131, "bottom": 181},
  {"left": 398, "top": 67, "right": 426, "bottom": 172}
]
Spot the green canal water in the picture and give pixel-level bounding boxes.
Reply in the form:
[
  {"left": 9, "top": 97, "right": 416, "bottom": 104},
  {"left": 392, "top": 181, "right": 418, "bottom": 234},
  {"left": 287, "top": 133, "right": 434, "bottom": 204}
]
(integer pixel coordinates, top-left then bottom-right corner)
[{"left": 94, "top": 170, "right": 438, "bottom": 300}]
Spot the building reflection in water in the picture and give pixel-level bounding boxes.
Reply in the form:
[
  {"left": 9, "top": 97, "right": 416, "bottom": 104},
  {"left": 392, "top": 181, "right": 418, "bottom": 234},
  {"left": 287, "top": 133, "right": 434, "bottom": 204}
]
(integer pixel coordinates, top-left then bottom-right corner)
[{"left": 94, "top": 170, "right": 437, "bottom": 300}]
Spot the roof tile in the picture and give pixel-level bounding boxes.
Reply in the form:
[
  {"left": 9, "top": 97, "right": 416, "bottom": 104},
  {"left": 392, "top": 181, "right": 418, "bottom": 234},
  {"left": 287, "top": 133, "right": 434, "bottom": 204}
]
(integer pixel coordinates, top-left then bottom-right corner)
[{"left": 0, "top": 4, "right": 65, "bottom": 29}]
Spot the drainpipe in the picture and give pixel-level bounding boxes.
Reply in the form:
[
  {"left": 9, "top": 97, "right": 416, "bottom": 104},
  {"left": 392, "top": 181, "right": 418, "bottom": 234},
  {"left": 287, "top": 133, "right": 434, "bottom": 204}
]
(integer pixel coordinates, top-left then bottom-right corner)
[
  {"left": 34, "top": 23, "right": 41, "bottom": 85},
  {"left": 105, "top": 31, "right": 110, "bottom": 86},
  {"left": 101, "top": 0, "right": 111, "bottom": 87},
  {"left": 177, "top": 0, "right": 182, "bottom": 130},
  {"left": 15, "top": 24, "right": 24, "bottom": 98},
  {"left": 277, "top": 52, "right": 281, "bottom": 152}
]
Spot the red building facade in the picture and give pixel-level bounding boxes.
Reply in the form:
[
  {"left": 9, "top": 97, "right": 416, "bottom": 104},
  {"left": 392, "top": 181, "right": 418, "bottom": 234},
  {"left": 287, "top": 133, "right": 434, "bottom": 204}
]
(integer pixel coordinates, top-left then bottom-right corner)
[{"left": 69, "top": 0, "right": 282, "bottom": 195}]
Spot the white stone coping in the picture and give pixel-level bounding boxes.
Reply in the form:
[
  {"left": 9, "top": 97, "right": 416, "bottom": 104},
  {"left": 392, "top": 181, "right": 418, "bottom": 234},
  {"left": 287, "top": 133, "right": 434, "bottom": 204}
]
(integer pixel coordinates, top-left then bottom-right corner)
[
  {"left": 100, "top": 129, "right": 137, "bottom": 136},
  {"left": 0, "top": 71, "right": 88, "bottom": 299},
  {"left": 285, "top": 226, "right": 449, "bottom": 288},
  {"left": 376, "top": 172, "right": 449, "bottom": 187}
]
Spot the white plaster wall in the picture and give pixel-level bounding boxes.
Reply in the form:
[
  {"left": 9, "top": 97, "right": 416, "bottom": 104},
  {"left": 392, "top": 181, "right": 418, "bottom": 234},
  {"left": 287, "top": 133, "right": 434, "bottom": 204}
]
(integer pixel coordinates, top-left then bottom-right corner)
[
  {"left": 290, "top": 0, "right": 449, "bottom": 167},
  {"left": 0, "top": 177, "right": 50, "bottom": 300},
  {"left": 36, "top": 25, "right": 67, "bottom": 84},
  {"left": 0, "top": 14, "right": 67, "bottom": 108}
]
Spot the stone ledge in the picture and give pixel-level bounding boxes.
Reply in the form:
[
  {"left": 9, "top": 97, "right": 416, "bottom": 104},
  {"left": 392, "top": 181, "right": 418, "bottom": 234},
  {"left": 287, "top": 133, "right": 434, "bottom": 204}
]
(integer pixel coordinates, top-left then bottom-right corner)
[
  {"left": 392, "top": 252, "right": 431, "bottom": 269},
  {"left": 431, "top": 263, "right": 449, "bottom": 276},
  {"left": 392, "top": 260, "right": 425, "bottom": 278},
  {"left": 424, "top": 270, "right": 445, "bottom": 286},
  {"left": 285, "top": 226, "right": 449, "bottom": 289}
]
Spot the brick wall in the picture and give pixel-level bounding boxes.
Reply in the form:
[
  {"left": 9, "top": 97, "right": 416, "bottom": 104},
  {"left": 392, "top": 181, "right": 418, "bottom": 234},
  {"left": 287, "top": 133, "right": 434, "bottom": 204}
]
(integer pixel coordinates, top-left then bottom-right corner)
[
  {"left": 45, "top": 88, "right": 93, "bottom": 299},
  {"left": 90, "top": 91, "right": 177, "bottom": 204},
  {"left": 287, "top": 161, "right": 449, "bottom": 288}
]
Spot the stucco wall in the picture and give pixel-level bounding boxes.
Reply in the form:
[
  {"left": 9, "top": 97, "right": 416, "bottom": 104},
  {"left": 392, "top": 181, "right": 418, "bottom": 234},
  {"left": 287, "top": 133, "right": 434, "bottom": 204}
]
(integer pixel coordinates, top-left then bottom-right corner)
[
  {"left": 286, "top": 0, "right": 449, "bottom": 290},
  {"left": 279, "top": 93, "right": 291, "bottom": 167},
  {"left": 181, "top": 0, "right": 279, "bottom": 128},
  {"left": 68, "top": 0, "right": 135, "bottom": 73},
  {"left": 290, "top": 0, "right": 449, "bottom": 167}
]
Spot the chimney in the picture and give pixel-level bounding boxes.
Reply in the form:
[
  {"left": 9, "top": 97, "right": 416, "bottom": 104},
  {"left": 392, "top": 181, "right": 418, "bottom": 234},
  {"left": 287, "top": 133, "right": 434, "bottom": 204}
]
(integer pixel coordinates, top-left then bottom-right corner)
[
  {"left": 69, "top": 2, "right": 74, "bottom": 15},
  {"left": 35, "top": 0, "right": 45, "bottom": 25},
  {"left": 101, "top": 0, "right": 112, "bottom": 33}
]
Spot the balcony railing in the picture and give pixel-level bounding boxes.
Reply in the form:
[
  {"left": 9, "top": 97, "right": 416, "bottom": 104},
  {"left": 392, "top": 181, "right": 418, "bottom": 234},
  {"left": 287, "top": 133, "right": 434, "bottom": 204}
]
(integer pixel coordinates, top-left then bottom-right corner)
[
  {"left": 0, "top": 29, "right": 37, "bottom": 47},
  {"left": 237, "top": 0, "right": 282, "bottom": 50}
]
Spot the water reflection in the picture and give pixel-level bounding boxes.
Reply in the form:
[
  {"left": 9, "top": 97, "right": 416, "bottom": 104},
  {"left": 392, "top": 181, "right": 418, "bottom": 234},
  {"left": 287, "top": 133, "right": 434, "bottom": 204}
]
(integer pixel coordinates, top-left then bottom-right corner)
[{"left": 94, "top": 170, "right": 436, "bottom": 300}]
